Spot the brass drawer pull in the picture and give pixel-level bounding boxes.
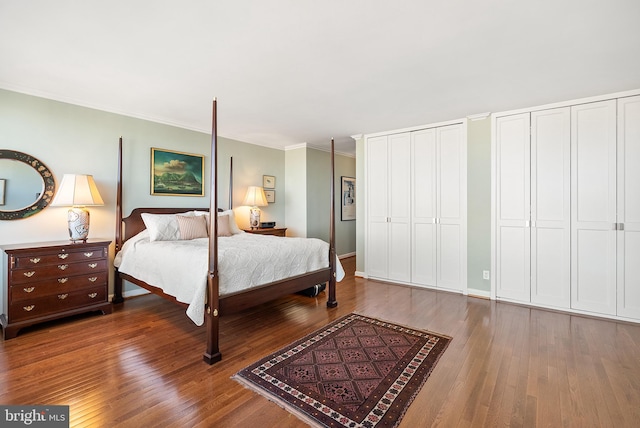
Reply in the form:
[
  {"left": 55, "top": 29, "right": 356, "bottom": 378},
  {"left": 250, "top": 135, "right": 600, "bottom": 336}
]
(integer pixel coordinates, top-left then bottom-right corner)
[
  {"left": 58, "top": 293, "right": 69, "bottom": 300},
  {"left": 58, "top": 278, "right": 68, "bottom": 284},
  {"left": 58, "top": 264, "right": 69, "bottom": 270},
  {"left": 88, "top": 293, "right": 98, "bottom": 298},
  {"left": 58, "top": 253, "right": 69, "bottom": 259},
  {"left": 23, "top": 305, "right": 35, "bottom": 312},
  {"left": 29, "top": 257, "right": 41, "bottom": 264},
  {"left": 88, "top": 263, "right": 98, "bottom": 269},
  {"left": 23, "top": 287, "right": 35, "bottom": 293},
  {"left": 84, "top": 252, "right": 94, "bottom": 257},
  {"left": 88, "top": 277, "right": 98, "bottom": 282},
  {"left": 23, "top": 271, "right": 36, "bottom": 278}
]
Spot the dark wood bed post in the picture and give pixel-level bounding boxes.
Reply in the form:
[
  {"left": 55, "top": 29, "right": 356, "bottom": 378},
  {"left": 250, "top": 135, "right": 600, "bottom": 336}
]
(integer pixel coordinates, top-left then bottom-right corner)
[
  {"left": 327, "top": 138, "right": 338, "bottom": 308},
  {"left": 113, "top": 136, "right": 124, "bottom": 304},
  {"left": 229, "top": 157, "right": 233, "bottom": 210},
  {"left": 204, "top": 98, "right": 222, "bottom": 365}
]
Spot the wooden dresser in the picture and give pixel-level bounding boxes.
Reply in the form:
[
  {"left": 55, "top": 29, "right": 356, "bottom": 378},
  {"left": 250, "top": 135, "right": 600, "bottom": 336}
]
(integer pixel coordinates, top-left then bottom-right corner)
[
  {"left": 1, "top": 239, "right": 112, "bottom": 339},
  {"left": 242, "top": 227, "right": 287, "bottom": 237}
]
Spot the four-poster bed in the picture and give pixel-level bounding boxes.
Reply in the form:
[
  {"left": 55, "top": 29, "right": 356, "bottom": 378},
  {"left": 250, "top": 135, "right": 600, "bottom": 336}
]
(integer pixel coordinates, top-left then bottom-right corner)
[{"left": 113, "top": 99, "right": 339, "bottom": 364}]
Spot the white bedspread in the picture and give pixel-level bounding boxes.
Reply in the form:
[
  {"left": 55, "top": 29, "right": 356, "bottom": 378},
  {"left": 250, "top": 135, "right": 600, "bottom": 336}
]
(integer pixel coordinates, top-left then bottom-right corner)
[{"left": 114, "top": 231, "right": 345, "bottom": 325}]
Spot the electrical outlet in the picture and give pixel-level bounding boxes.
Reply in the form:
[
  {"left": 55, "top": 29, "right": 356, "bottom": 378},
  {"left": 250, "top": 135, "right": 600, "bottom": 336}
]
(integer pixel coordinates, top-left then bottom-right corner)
[{"left": 483, "top": 270, "right": 490, "bottom": 280}]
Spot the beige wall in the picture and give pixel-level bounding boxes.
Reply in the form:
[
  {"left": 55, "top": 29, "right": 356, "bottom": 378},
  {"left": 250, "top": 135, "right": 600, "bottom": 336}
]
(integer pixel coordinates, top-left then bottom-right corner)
[
  {"left": 305, "top": 148, "right": 356, "bottom": 256},
  {"left": 284, "top": 147, "right": 307, "bottom": 237},
  {"left": 466, "top": 117, "right": 492, "bottom": 292}
]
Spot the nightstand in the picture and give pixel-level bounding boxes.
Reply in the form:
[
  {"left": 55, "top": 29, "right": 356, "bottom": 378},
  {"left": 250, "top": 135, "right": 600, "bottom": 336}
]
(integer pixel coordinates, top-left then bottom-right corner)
[
  {"left": 1, "top": 239, "right": 112, "bottom": 339},
  {"left": 243, "top": 227, "right": 287, "bottom": 237}
]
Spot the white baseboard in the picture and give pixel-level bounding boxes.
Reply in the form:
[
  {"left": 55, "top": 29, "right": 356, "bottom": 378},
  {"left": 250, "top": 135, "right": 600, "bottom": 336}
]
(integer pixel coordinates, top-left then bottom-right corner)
[
  {"left": 339, "top": 252, "right": 356, "bottom": 259},
  {"left": 109, "top": 288, "right": 150, "bottom": 301},
  {"left": 467, "top": 288, "right": 491, "bottom": 299},
  {"left": 354, "top": 271, "right": 367, "bottom": 278}
]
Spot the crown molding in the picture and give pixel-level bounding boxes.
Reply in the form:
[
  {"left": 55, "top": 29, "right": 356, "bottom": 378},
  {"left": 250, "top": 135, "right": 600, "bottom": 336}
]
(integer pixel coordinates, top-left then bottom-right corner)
[{"left": 467, "top": 112, "right": 491, "bottom": 121}]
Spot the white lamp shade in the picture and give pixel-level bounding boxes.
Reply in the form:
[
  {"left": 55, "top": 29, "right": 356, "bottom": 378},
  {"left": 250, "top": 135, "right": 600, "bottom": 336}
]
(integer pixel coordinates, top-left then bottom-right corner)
[
  {"left": 242, "top": 186, "right": 268, "bottom": 207},
  {"left": 51, "top": 174, "right": 104, "bottom": 207}
]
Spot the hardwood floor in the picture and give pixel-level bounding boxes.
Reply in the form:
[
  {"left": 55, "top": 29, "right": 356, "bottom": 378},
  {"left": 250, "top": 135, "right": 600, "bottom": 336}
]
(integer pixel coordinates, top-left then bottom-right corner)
[{"left": 2, "top": 256, "right": 640, "bottom": 427}]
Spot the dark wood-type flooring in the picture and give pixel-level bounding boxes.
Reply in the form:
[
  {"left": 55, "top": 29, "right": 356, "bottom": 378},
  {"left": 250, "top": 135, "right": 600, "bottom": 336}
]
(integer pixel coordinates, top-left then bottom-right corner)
[{"left": 2, "top": 256, "right": 640, "bottom": 427}]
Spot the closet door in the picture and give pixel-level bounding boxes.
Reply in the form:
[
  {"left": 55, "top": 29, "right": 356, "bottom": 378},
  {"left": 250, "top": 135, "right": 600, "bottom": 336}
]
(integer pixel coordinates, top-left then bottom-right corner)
[
  {"left": 495, "top": 113, "right": 531, "bottom": 301},
  {"left": 617, "top": 95, "right": 640, "bottom": 319},
  {"left": 530, "top": 108, "right": 571, "bottom": 308},
  {"left": 437, "top": 124, "right": 465, "bottom": 291},
  {"left": 411, "top": 129, "right": 437, "bottom": 286},
  {"left": 366, "top": 135, "right": 390, "bottom": 279},
  {"left": 387, "top": 133, "right": 412, "bottom": 282},
  {"left": 571, "top": 100, "right": 617, "bottom": 315}
]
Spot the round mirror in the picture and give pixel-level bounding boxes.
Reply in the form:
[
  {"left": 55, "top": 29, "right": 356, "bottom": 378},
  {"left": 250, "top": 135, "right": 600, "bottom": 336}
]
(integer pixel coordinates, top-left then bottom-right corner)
[{"left": 0, "top": 150, "right": 55, "bottom": 220}]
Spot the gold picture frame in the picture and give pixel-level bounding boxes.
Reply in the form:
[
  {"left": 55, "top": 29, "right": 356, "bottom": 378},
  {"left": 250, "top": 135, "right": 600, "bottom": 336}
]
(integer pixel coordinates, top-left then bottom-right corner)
[
  {"left": 151, "top": 148, "right": 205, "bottom": 196},
  {"left": 263, "top": 175, "right": 275, "bottom": 189},
  {"left": 264, "top": 190, "right": 275, "bottom": 203}
]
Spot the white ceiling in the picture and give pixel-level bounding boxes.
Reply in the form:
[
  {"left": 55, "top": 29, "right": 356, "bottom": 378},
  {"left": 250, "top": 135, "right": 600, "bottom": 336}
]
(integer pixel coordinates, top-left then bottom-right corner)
[{"left": 1, "top": 1, "right": 639, "bottom": 156}]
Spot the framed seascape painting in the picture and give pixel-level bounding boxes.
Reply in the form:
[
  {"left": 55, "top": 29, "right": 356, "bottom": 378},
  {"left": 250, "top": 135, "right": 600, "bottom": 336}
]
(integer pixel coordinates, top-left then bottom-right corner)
[
  {"left": 341, "top": 176, "right": 356, "bottom": 221},
  {"left": 151, "top": 148, "right": 205, "bottom": 196}
]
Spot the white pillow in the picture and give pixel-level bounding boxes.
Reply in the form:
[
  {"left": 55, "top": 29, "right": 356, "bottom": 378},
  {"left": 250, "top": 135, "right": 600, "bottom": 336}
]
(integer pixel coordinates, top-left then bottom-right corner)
[{"left": 141, "top": 212, "right": 192, "bottom": 241}]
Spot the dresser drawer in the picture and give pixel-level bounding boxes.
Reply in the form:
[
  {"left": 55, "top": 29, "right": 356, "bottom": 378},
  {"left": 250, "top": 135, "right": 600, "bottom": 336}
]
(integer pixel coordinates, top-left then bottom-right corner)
[
  {"left": 10, "top": 272, "right": 108, "bottom": 302},
  {"left": 10, "top": 259, "right": 108, "bottom": 284},
  {"left": 11, "top": 247, "right": 107, "bottom": 269},
  {"left": 9, "top": 285, "right": 108, "bottom": 322}
]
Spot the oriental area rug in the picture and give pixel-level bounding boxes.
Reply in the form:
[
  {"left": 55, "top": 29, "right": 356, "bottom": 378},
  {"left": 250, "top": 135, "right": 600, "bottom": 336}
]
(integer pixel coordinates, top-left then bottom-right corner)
[{"left": 233, "top": 313, "right": 451, "bottom": 427}]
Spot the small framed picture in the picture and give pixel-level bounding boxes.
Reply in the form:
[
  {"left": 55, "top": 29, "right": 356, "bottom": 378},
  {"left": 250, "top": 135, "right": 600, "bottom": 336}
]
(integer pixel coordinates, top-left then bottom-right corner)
[
  {"left": 341, "top": 176, "right": 356, "bottom": 221},
  {"left": 264, "top": 190, "right": 275, "bottom": 203},
  {"left": 263, "top": 175, "right": 275, "bottom": 189}
]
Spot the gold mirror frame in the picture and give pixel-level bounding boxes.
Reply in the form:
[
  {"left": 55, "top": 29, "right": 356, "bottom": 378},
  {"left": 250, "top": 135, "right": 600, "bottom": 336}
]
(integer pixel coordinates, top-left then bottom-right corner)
[{"left": 0, "top": 149, "right": 55, "bottom": 220}]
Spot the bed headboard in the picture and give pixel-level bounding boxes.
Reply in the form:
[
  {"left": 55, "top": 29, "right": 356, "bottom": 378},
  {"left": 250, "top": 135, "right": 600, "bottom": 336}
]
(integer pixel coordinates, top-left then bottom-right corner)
[{"left": 122, "top": 208, "right": 210, "bottom": 243}]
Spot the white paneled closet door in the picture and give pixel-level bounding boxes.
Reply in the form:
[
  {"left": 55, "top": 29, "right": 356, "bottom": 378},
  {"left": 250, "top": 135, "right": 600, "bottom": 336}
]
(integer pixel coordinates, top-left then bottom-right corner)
[
  {"left": 387, "top": 133, "right": 412, "bottom": 282},
  {"left": 530, "top": 108, "right": 571, "bottom": 308},
  {"left": 571, "top": 100, "right": 617, "bottom": 315},
  {"left": 366, "top": 135, "right": 390, "bottom": 279},
  {"left": 411, "top": 129, "right": 437, "bottom": 286},
  {"left": 618, "top": 95, "right": 640, "bottom": 318},
  {"left": 437, "top": 124, "right": 465, "bottom": 291},
  {"left": 495, "top": 113, "right": 531, "bottom": 301}
]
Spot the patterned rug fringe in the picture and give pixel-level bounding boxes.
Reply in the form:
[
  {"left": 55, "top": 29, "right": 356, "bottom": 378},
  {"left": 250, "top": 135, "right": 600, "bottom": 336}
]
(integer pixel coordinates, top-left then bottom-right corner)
[{"left": 232, "top": 374, "right": 323, "bottom": 427}]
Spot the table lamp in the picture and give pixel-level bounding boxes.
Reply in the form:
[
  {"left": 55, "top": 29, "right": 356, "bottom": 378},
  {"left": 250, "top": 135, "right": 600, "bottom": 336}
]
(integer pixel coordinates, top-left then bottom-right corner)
[
  {"left": 242, "top": 186, "right": 268, "bottom": 229},
  {"left": 51, "top": 174, "right": 104, "bottom": 242}
]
